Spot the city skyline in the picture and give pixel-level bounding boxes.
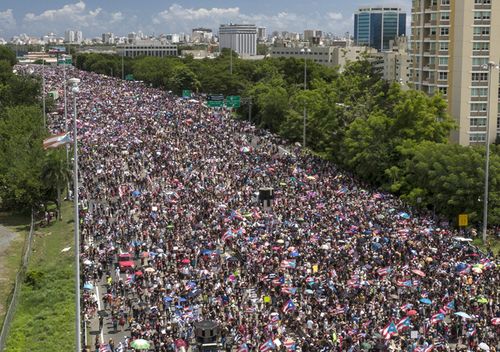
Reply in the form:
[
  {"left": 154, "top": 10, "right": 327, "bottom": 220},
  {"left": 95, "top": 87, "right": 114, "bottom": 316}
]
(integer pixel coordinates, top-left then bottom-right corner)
[{"left": 0, "top": 0, "right": 411, "bottom": 39}]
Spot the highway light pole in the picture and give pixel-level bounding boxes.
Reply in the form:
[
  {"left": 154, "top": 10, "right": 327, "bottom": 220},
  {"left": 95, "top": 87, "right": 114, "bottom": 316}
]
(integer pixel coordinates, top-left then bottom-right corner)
[
  {"left": 301, "top": 48, "right": 311, "bottom": 148},
  {"left": 481, "top": 61, "right": 499, "bottom": 243},
  {"left": 42, "top": 60, "right": 46, "bottom": 129},
  {"left": 68, "top": 77, "right": 81, "bottom": 352}
]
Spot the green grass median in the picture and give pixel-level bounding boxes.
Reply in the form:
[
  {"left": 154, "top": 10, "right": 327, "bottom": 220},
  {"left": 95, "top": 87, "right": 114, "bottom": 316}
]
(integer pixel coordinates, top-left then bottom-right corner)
[{"left": 4, "top": 202, "right": 75, "bottom": 352}]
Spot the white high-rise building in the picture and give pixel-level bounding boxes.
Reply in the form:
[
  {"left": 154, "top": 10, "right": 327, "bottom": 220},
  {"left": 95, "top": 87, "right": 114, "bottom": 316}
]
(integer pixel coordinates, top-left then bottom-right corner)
[
  {"left": 75, "top": 30, "right": 83, "bottom": 44},
  {"left": 219, "top": 24, "right": 257, "bottom": 56},
  {"left": 258, "top": 27, "right": 267, "bottom": 41},
  {"left": 410, "top": 0, "right": 500, "bottom": 145},
  {"left": 65, "top": 29, "right": 82, "bottom": 44},
  {"left": 64, "top": 30, "right": 75, "bottom": 43}
]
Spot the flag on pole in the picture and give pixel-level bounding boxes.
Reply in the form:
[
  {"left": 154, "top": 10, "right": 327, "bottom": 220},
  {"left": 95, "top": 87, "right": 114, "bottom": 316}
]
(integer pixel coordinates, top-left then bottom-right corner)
[
  {"left": 99, "top": 344, "right": 110, "bottom": 352},
  {"left": 396, "top": 317, "right": 411, "bottom": 331},
  {"left": 284, "top": 338, "right": 296, "bottom": 351},
  {"left": 381, "top": 322, "right": 398, "bottom": 339},
  {"left": 259, "top": 339, "right": 276, "bottom": 351},
  {"left": 282, "top": 299, "right": 297, "bottom": 314},
  {"left": 280, "top": 259, "right": 297, "bottom": 269},
  {"left": 431, "top": 313, "right": 445, "bottom": 325},
  {"left": 43, "top": 132, "right": 71, "bottom": 149},
  {"left": 238, "top": 343, "right": 249, "bottom": 352}
]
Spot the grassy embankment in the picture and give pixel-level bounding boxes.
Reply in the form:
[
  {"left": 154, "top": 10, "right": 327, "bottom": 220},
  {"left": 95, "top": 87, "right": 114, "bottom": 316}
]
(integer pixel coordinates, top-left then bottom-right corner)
[
  {"left": 4, "top": 202, "right": 75, "bottom": 352},
  {"left": 0, "top": 213, "right": 30, "bottom": 329},
  {"left": 473, "top": 237, "right": 500, "bottom": 256}
]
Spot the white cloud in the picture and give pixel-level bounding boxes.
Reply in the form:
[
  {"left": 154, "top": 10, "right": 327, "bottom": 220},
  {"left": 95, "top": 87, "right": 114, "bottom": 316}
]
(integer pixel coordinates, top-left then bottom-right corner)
[
  {"left": 153, "top": 4, "right": 240, "bottom": 24},
  {"left": 0, "top": 9, "right": 16, "bottom": 31},
  {"left": 17, "top": 1, "right": 144, "bottom": 37},
  {"left": 110, "top": 12, "right": 124, "bottom": 24},
  {"left": 327, "top": 12, "right": 343, "bottom": 21},
  {"left": 152, "top": 4, "right": 346, "bottom": 34}
]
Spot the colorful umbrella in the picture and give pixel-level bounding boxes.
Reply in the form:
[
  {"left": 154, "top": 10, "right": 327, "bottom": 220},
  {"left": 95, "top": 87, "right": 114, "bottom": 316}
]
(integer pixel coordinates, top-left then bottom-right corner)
[
  {"left": 454, "top": 312, "right": 473, "bottom": 319},
  {"left": 407, "top": 310, "right": 418, "bottom": 316},
  {"left": 83, "top": 283, "right": 94, "bottom": 290},
  {"left": 476, "top": 296, "right": 488, "bottom": 304},
  {"left": 130, "top": 339, "right": 150, "bottom": 350},
  {"left": 181, "top": 258, "right": 190, "bottom": 264},
  {"left": 419, "top": 298, "right": 432, "bottom": 305}
]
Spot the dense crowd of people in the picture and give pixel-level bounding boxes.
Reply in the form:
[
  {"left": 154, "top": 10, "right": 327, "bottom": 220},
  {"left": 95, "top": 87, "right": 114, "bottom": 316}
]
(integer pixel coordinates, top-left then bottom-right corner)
[{"left": 23, "top": 64, "right": 499, "bottom": 351}]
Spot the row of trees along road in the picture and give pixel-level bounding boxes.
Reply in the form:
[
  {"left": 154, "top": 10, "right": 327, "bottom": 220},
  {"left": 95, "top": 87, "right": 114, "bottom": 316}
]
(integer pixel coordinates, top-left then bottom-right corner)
[
  {"left": 0, "top": 46, "right": 70, "bottom": 217},
  {"left": 76, "top": 50, "right": 500, "bottom": 226}
]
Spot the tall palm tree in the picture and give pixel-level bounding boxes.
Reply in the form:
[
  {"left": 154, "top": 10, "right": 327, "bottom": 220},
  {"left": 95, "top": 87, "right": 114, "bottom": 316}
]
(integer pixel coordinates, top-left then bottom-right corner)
[{"left": 42, "top": 150, "right": 70, "bottom": 220}]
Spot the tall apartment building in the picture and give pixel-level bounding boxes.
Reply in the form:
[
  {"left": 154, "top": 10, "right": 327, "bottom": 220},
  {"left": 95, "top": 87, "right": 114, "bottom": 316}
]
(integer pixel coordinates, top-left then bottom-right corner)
[
  {"left": 64, "top": 30, "right": 82, "bottom": 44},
  {"left": 410, "top": 0, "right": 500, "bottom": 145},
  {"left": 219, "top": 24, "right": 257, "bottom": 56},
  {"left": 354, "top": 7, "right": 406, "bottom": 51}
]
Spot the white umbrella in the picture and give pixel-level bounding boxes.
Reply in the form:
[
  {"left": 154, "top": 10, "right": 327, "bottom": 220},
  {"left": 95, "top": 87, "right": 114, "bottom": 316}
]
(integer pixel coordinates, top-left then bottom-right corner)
[{"left": 478, "top": 342, "right": 490, "bottom": 351}]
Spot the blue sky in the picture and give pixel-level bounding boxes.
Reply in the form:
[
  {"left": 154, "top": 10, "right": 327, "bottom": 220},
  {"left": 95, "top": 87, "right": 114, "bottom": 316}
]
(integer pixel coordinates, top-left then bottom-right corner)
[{"left": 0, "top": 1, "right": 411, "bottom": 39}]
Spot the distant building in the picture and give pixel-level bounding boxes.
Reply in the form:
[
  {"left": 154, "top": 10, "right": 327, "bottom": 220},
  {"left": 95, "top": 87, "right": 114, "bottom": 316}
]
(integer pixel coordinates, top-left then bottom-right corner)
[
  {"left": 269, "top": 45, "right": 376, "bottom": 70},
  {"left": 304, "top": 29, "right": 323, "bottom": 45},
  {"left": 219, "top": 24, "right": 257, "bottom": 56},
  {"left": 64, "top": 30, "right": 82, "bottom": 44},
  {"left": 165, "top": 34, "right": 180, "bottom": 44},
  {"left": 116, "top": 41, "right": 178, "bottom": 58},
  {"left": 192, "top": 28, "right": 213, "bottom": 43},
  {"left": 354, "top": 7, "right": 406, "bottom": 51},
  {"left": 372, "top": 36, "right": 410, "bottom": 84},
  {"left": 257, "top": 27, "right": 267, "bottom": 41},
  {"left": 102, "top": 32, "right": 115, "bottom": 45}
]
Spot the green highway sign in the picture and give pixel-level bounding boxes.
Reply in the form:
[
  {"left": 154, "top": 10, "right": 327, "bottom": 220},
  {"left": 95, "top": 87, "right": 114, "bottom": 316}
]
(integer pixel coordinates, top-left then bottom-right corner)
[
  {"left": 207, "top": 94, "right": 224, "bottom": 101},
  {"left": 125, "top": 74, "right": 135, "bottom": 81},
  {"left": 225, "top": 95, "right": 241, "bottom": 108},
  {"left": 57, "top": 58, "right": 72, "bottom": 65},
  {"left": 182, "top": 89, "right": 192, "bottom": 98},
  {"left": 207, "top": 100, "right": 224, "bottom": 107}
]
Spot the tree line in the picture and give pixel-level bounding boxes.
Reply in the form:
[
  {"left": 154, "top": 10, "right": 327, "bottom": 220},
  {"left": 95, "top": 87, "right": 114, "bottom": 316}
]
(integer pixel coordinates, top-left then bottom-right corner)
[
  {"left": 0, "top": 46, "right": 69, "bottom": 216},
  {"left": 23, "top": 49, "right": 500, "bottom": 226}
]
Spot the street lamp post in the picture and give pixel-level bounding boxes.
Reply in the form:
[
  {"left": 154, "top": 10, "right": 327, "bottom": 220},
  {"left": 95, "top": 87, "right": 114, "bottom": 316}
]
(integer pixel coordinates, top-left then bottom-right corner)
[
  {"left": 481, "top": 61, "right": 499, "bottom": 243},
  {"left": 42, "top": 60, "right": 46, "bottom": 129},
  {"left": 300, "top": 48, "right": 311, "bottom": 148},
  {"left": 68, "top": 77, "right": 81, "bottom": 352}
]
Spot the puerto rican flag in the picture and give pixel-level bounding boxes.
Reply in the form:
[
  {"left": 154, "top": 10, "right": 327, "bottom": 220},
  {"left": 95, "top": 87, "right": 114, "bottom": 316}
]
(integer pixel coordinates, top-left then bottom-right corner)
[
  {"left": 423, "top": 344, "right": 434, "bottom": 352},
  {"left": 238, "top": 343, "right": 249, "bottom": 352},
  {"left": 431, "top": 313, "right": 445, "bottom": 325},
  {"left": 259, "top": 339, "right": 276, "bottom": 351},
  {"left": 377, "top": 267, "right": 391, "bottom": 276},
  {"left": 396, "top": 279, "right": 413, "bottom": 287},
  {"left": 396, "top": 317, "right": 411, "bottom": 331},
  {"left": 281, "top": 286, "right": 297, "bottom": 295},
  {"left": 43, "top": 132, "right": 71, "bottom": 149},
  {"left": 282, "top": 299, "right": 297, "bottom": 314},
  {"left": 400, "top": 303, "right": 413, "bottom": 312},
  {"left": 222, "top": 229, "right": 236, "bottom": 241},
  {"left": 381, "top": 322, "right": 398, "bottom": 340},
  {"left": 442, "top": 300, "right": 455, "bottom": 312},
  {"left": 284, "top": 338, "right": 296, "bottom": 351},
  {"left": 331, "top": 306, "right": 345, "bottom": 315},
  {"left": 280, "top": 259, "right": 297, "bottom": 269},
  {"left": 99, "top": 344, "right": 110, "bottom": 352}
]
